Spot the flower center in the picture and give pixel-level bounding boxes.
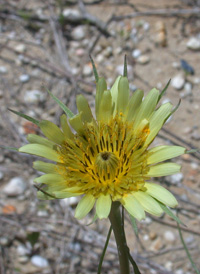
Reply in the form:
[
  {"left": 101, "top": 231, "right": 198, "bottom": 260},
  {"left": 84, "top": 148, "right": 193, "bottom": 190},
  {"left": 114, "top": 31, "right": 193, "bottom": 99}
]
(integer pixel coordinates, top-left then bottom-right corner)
[{"left": 95, "top": 152, "right": 119, "bottom": 181}]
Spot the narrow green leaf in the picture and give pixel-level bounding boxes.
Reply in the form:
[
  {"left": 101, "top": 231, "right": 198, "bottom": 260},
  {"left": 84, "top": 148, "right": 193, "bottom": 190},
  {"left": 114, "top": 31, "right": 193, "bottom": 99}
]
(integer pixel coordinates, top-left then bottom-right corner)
[
  {"left": 123, "top": 55, "right": 128, "bottom": 77},
  {"left": 186, "top": 149, "right": 199, "bottom": 154},
  {"left": 157, "top": 79, "right": 171, "bottom": 103},
  {"left": 129, "top": 214, "right": 138, "bottom": 236},
  {"left": 177, "top": 222, "right": 200, "bottom": 274},
  {"left": 0, "top": 145, "right": 18, "bottom": 151},
  {"left": 46, "top": 89, "right": 74, "bottom": 118},
  {"left": 158, "top": 201, "right": 184, "bottom": 225},
  {"left": 127, "top": 249, "right": 141, "bottom": 274},
  {"left": 164, "top": 99, "right": 181, "bottom": 123},
  {"left": 89, "top": 55, "right": 99, "bottom": 82},
  {"left": 97, "top": 225, "right": 112, "bottom": 274},
  {"left": 8, "top": 108, "right": 40, "bottom": 126},
  {"left": 33, "top": 184, "right": 57, "bottom": 199}
]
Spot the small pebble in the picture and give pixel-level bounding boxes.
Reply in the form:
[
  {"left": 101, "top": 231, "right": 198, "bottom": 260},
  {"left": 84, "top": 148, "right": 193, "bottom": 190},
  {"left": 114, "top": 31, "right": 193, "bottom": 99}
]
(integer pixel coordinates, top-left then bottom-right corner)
[
  {"left": 171, "top": 74, "right": 185, "bottom": 90},
  {"left": 164, "top": 231, "right": 176, "bottom": 243},
  {"left": 149, "top": 231, "right": 157, "bottom": 240},
  {"left": 169, "top": 173, "right": 183, "bottom": 185},
  {"left": 143, "top": 234, "right": 149, "bottom": 241},
  {"left": 3, "top": 177, "right": 26, "bottom": 197},
  {"left": 19, "top": 74, "right": 30, "bottom": 83},
  {"left": 75, "top": 48, "right": 85, "bottom": 57},
  {"left": 191, "top": 132, "right": 200, "bottom": 141},
  {"left": 132, "top": 49, "right": 141, "bottom": 59},
  {"left": 104, "top": 46, "right": 113, "bottom": 57},
  {"left": 24, "top": 90, "right": 45, "bottom": 104},
  {"left": 0, "top": 237, "right": 9, "bottom": 246},
  {"left": 0, "top": 66, "right": 8, "bottom": 74},
  {"left": 72, "top": 26, "right": 85, "bottom": 41},
  {"left": 187, "top": 37, "right": 200, "bottom": 51},
  {"left": 60, "top": 197, "right": 79, "bottom": 208},
  {"left": 137, "top": 55, "right": 150, "bottom": 64},
  {"left": 83, "top": 64, "right": 92, "bottom": 77},
  {"left": 63, "top": 9, "right": 80, "bottom": 18},
  {"left": 31, "top": 255, "right": 49, "bottom": 268},
  {"left": 165, "top": 261, "right": 173, "bottom": 271},
  {"left": 184, "top": 82, "right": 192, "bottom": 93},
  {"left": 17, "top": 245, "right": 31, "bottom": 256},
  {"left": 15, "top": 44, "right": 26, "bottom": 53},
  {"left": 18, "top": 256, "right": 29, "bottom": 264},
  {"left": 175, "top": 270, "right": 184, "bottom": 274},
  {"left": 96, "top": 54, "right": 104, "bottom": 63},
  {"left": 150, "top": 237, "right": 163, "bottom": 251}
]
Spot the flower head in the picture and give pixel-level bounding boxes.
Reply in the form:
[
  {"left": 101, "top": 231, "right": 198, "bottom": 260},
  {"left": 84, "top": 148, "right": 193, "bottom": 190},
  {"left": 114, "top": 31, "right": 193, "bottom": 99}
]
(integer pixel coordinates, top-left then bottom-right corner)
[{"left": 19, "top": 65, "right": 185, "bottom": 221}]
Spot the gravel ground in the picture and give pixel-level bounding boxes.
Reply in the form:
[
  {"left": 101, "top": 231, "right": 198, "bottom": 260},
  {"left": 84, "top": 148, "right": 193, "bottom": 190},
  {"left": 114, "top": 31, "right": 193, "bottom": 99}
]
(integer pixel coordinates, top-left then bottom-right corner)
[{"left": 0, "top": 0, "right": 200, "bottom": 273}]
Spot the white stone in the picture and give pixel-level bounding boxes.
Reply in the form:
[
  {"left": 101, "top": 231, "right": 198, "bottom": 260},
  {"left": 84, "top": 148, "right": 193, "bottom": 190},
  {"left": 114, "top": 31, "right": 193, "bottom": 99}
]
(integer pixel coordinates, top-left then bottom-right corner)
[
  {"left": 24, "top": 90, "right": 45, "bottom": 104},
  {"left": 60, "top": 197, "right": 79, "bottom": 208},
  {"left": 143, "top": 234, "right": 149, "bottom": 241},
  {"left": 137, "top": 55, "right": 150, "bottom": 64},
  {"left": 116, "top": 65, "right": 133, "bottom": 76},
  {"left": 31, "top": 255, "right": 49, "bottom": 268},
  {"left": 169, "top": 173, "right": 183, "bottom": 185},
  {"left": 164, "top": 231, "right": 176, "bottom": 243},
  {"left": 18, "top": 256, "right": 29, "bottom": 263},
  {"left": 17, "top": 245, "right": 31, "bottom": 256},
  {"left": 187, "top": 37, "right": 200, "bottom": 51},
  {"left": 175, "top": 269, "right": 184, "bottom": 274},
  {"left": 171, "top": 74, "right": 185, "bottom": 90},
  {"left": 0, "top": 66, "right": 7, "bottom": 74},
  {"left": 0, "top": 237, "right": 9, "bottom": 246},
  {"left": 3, "top": 177, "right": 26, "bottom": 197},
  {"left": 63, "top": 9, "right": 80, "bottom": 18},
  {"left": 15, "top": 44, "right": 26, "bottom": 53},
  {"left": 172, "top": 61, "right": 180, "bottom": 69},
  {"left": 190, "top": 162, "right": 198, "bottom": 170},
  {"left": 132, "top": 49, "right": 141, "bottom": 59},
  {"left": 184, "top": 82, "right": 192, "bottom": 93},
  {"left": 143, "top": 22, "right": 150, "bottom": 31},
  {"left": 165, "top": 261, "right": 173, "bottom": 271},
  {"left": 104, "top": 46, "right": 113, "bottom": 57},
  {"left": 83, "top": 64, "right": 92, "bottom": 76},
  {"left": 72, "top": 26, "right": 85, "bottom": 41},
  {"left": 96, "top": 54, "right": 104, "bottom": 63},
  {"left": 19, "top": 74, "right": 30, "bottom": 83}
]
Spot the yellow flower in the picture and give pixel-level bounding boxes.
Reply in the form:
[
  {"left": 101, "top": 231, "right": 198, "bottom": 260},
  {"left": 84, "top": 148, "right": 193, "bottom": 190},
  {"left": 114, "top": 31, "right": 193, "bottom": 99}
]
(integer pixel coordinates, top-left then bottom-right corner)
[{"left": 19, "top": 73, "right": 185, "bottom": 221}]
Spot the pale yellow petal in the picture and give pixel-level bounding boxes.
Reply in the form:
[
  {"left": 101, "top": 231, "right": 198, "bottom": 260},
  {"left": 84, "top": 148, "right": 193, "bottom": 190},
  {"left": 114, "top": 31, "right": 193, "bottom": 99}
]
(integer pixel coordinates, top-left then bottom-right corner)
[
  {"left": 76, "top": 94, "right": 93, "bottom": 123},
  {"left": 117, "top": 76, "right": 129, "bottom": 114},
  {"left": 75, "top": 194, "right": 95, "bottom": 219},
  {"left": 147, "top": 146, "right": 185, "bottom": 165},
  {"left": 126, "top": 89, "right": 144, "bottom": 121},
  {"left": 33, "top": 161, "right": 57, "bottom": 174},
  {"left": 39, "top": 120, "right": 65, "bottom": 144},
  {"left": 27, "top": 134, "right": 55, "bottom": 148},
  {"left": 134, "top": 88, "right": 159, "bottom": 128},
  {"left": 147, "top": 163, "right": 181, "bottom": 177},
  {"left": 95, "top": 77, "right": 107, "bottom": 120},
  {"left": 60, "top": 114, "right": 74, "bottom": 139},
  {"left": 145, "top": 183, "right": 178, "bottom": 207},
  {"left": 110, "top": 76, "right": 121, "bottom": 112},
  {"left": 96, "top": 194, "right": 112, "bottom": 219},
  {"left": 98, "top": 90, "right": 112, "bottom": 123},
  {"left": 122, "top": 194, "right": 145, "bottom": 220},
  {"left": 134, "top": 191, "right": 163, "bottom": 216},
  {"left": 19, "top": 144, "right": 61, "bottom": 162},
  {"left": 34, "top": 174, "right": 66, "bottom": 185},
  {"left": 69, "top": 113, "right": 84, "bottom": 135},
  {"left": 145, "top": 103, "right": 172, "bottom": 145}
]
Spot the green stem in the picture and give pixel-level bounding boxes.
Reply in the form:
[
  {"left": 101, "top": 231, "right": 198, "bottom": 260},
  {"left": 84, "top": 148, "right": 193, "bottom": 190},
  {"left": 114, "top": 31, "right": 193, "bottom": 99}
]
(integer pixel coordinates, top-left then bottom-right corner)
[{"left": 109, "top": 202, "right": 130, "bottom": 274}]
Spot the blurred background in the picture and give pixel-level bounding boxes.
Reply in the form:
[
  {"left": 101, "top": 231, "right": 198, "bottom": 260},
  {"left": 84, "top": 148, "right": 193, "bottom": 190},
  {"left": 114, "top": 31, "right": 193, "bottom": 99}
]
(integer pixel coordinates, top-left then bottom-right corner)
[{"left": 0, "top": 0, "right": 200, "bottom": 273}]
